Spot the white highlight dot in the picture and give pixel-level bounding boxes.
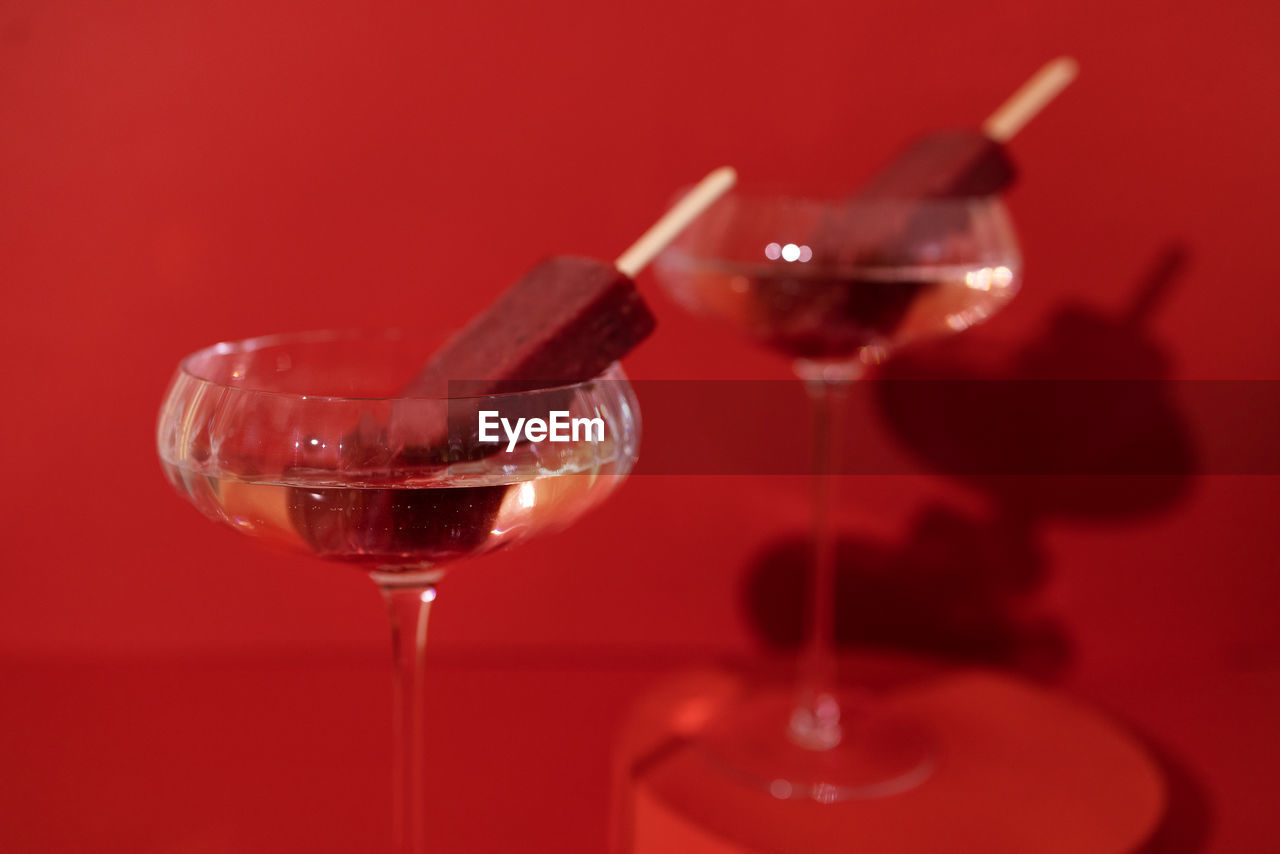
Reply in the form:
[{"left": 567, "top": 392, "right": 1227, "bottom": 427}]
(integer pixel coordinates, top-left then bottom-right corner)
[
  {"left": 964, "top": 268, "right": 994, "bottom": 291},
  {"left": 781, "top": 243, "right": 801, "bottom": 262}
]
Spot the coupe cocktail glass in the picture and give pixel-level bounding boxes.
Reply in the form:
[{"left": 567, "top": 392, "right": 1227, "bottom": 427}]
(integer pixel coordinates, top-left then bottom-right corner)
[
  {"left": 157, "top": 329, "right": 641, "bottom": 851},
  {"left": 654, "top": 192, "right": 1021, "bottom": 799}
]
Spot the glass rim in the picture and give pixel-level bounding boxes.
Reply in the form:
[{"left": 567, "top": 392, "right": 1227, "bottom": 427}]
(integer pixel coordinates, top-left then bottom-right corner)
[
  {"left": 658, "top": 188, "right": 1019, "bottom": 270},
  {"left": 674, "top": 183, "right": 1011, "bottom": 207},
  {"left": 176, "top": 327, "right": 625, "bottom": 402}
]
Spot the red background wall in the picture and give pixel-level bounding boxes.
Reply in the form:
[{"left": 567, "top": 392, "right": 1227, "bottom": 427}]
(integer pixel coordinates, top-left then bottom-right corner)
[{"left": 2, "top": 0, "right": 1278, "bottom": 850}]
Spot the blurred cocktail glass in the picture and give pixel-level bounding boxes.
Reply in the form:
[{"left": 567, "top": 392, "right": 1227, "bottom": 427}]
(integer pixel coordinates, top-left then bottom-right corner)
[{"left": 654, "top": 192, "right": 1021, "bottom": 799}]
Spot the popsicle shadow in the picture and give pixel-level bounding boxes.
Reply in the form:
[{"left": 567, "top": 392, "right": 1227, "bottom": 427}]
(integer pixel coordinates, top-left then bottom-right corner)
[
  {"left": 743, "top": 242, "right": 1197, "bottom": 682},
  {"left": 875, "top": 242, "right": 1197, "bottom": 521},
  {"left": 745, "top": 507, "right": 1067, "bottom": 677}
]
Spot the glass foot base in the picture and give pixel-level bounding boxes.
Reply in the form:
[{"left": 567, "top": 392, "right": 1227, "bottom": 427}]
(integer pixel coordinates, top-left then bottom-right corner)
[{"left": 694, "top": 686, "right": 934, "bottom": 802}]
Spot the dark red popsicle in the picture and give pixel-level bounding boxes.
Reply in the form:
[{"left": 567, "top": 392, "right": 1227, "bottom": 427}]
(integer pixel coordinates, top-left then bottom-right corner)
[
  {"left": 383, "top": 256, "right": 655, "bottom": 464},
  {"left": 402, "top": 255, "right": 655, "bottom": 397},
  {"left": 808, "top": 53, "right": 1081, "bottom": 348},
  {"left": 853, "top": 56, "right": 1079, "bottom": 200},
  {"left": 855, "top": 129, "right": 1016, "bottom": 200}
]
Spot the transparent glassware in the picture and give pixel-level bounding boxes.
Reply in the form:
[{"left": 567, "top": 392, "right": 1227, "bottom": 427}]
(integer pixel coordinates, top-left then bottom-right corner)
[
  {"left": 157, "top": 329, "right": 641, "bottom": 852},
  {"left": 654, "top": 192, "right": 1021, "bottom": 800}
]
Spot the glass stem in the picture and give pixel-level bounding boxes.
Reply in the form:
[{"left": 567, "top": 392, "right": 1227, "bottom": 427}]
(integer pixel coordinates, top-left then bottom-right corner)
[
  {"left": 789, "top": 370, "right": 856, "bottom": 751},
  {"left": 375, "top": 572, "right": 441, "bottom": 854}
]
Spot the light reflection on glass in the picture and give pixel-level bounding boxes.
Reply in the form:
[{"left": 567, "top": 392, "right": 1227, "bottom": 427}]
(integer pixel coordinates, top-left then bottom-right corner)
[
  {"left": 964, "top": 268, "right": 994, "bottom": 291},
  {"left": 764, "top": 242, "right": 813, "bottom": 263},
  {"left": 965, "top": 265, "right": 1015, "bottom": 291}
]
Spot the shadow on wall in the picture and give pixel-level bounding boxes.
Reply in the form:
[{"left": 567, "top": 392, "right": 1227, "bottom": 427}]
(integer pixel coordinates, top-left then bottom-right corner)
[{"left": 744, "top": 243, "right": 1197, "bottom": 680}]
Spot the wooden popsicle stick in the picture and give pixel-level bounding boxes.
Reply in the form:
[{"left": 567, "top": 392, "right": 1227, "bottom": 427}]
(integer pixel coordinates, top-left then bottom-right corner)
[
  {"left": 983, "top": 57, "right": 1080, "bottom": 142},
  {"left": 615, "top": 166, "right": 737, "bottom": 277}
]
